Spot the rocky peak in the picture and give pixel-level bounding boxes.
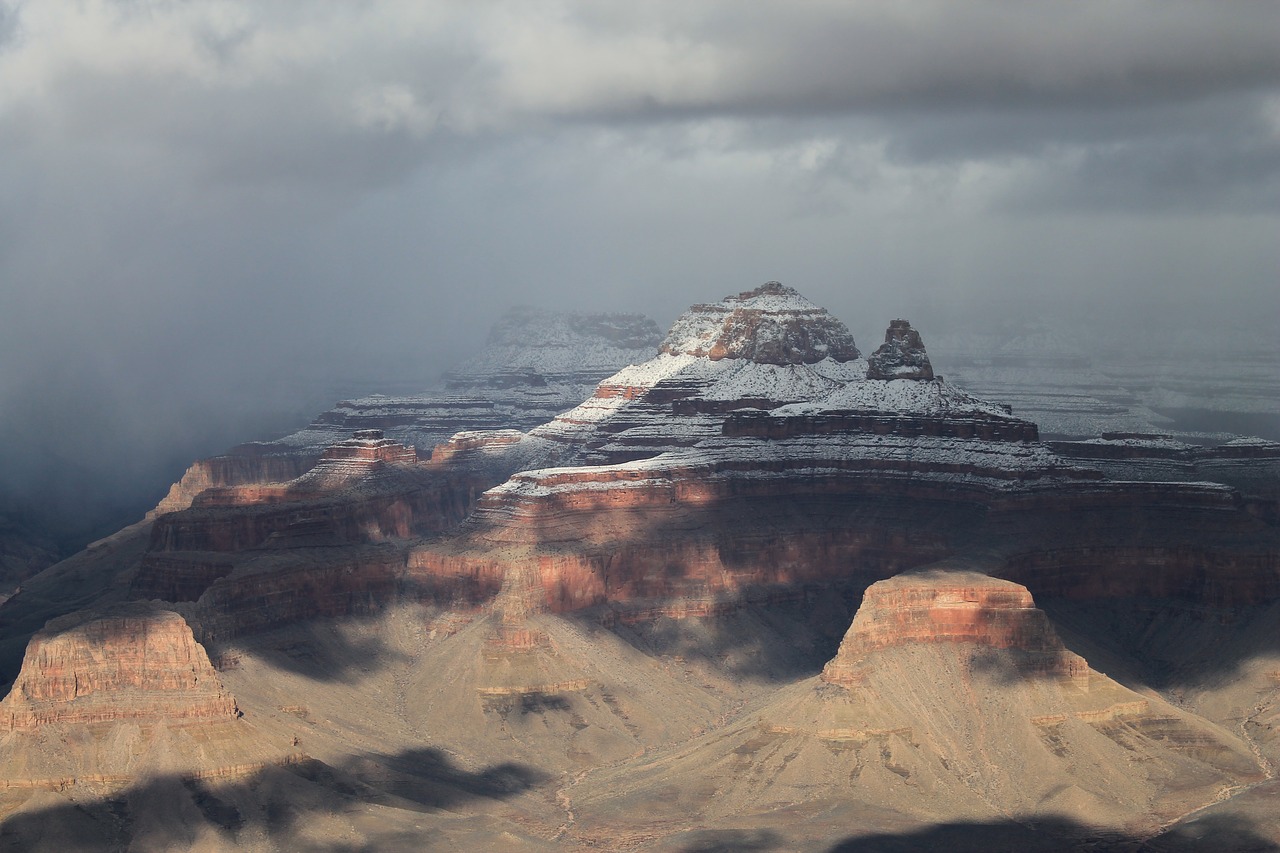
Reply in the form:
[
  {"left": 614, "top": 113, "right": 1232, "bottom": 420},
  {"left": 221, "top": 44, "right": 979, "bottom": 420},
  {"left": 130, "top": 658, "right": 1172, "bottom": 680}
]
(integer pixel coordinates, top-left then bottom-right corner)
[
  {"left": 659, "top": 281, "right": 861, "bottom": 365},
  {"left": 866, "top": 319, "right": 934, "bottom": 380}
]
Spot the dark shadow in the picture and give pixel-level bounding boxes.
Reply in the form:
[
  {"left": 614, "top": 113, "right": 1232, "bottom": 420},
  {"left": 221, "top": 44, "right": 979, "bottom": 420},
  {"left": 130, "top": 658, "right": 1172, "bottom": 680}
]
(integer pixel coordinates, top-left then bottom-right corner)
[
  {"left": 1040, "top": 596, "right": 1280, "bottom": 692},
  {"left": 0, "top": 746, "right": 549, "bottom": 852},
  {"left": 676, "top": 827, "right": 783, "bottom": 852},
  {"left": 607, "top": 595, "right": 843, "bottom": 685},
  {"left": 224, "top": 612, "right": 414, "bottom": 684},
  {"left": 336, "top": 747, "right": 548, "bottom": 808},
  {"left": 827, "top": 814, "right": 1280, "bottom": 852}
]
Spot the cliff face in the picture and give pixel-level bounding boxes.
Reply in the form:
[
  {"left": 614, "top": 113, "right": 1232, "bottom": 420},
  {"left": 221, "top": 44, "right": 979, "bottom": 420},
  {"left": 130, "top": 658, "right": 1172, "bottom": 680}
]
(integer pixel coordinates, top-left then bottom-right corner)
[
  {"left": 129, "top": 285, "right": 1280, "bottom": 644},
  {"left": 406, "top": 291, "right": 1276, "bottom": 624},
  {"left": 820, "top": 567, "right": 1088, "bottom": 688},
  {"left": 146, "top": 434, "right": 453, "bottom": 555},
  {"left": 148, "top": 453, "right": 315, "bottom": 519},
  {"left": 1, "top": 603, "right": 237, "bottom": 729},
  {"left": 134, "top": 433, "right": 505, "bottom": 606}
]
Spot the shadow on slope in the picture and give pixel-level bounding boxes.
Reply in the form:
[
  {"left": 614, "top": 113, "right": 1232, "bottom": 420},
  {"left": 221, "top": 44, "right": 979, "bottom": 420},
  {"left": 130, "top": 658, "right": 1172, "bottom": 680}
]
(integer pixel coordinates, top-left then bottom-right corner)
[
  {"left": 675, "top": 828, "right": 784, "bottom": 852},
  {"left": 608, "top": 597, "right": 844, "bottom": 686},
  {"left": 1041, "top": 597, "right": 1280, "bottom": 693},
  {"left": 0, "top": 746, "right": 550, "bottom": 852},
  {"left": 217, "top": 611, "right": 416, "bottom": 684},
  {"left": 828, "top": 814, "right": 1279, "bottom": 852}
]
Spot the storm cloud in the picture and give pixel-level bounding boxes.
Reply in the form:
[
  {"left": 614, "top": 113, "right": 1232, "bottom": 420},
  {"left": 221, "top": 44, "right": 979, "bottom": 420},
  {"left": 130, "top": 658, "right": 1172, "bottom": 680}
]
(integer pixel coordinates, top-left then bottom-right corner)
[{"left": 2, "top": 1, "right": 1278, "bottom": 542}]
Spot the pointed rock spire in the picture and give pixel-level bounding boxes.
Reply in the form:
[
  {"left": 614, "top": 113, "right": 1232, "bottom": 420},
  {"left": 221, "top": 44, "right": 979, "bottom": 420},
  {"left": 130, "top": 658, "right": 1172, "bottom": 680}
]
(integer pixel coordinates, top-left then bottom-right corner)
[{"left": 867, "top": 319, "right": 934, "bottom": 380}]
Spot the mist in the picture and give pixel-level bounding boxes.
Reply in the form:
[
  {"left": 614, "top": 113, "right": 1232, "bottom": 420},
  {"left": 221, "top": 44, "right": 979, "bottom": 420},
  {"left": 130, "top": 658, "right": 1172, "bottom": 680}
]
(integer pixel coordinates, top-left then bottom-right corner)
[{"left": 2, "top": 1, "right": 1278, "bottom": 549}]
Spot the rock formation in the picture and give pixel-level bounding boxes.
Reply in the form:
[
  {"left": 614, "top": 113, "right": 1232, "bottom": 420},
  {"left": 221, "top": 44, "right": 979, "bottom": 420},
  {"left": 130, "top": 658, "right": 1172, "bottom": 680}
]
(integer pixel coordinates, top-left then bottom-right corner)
[
  {"left": 659, "top": 281, "right": 860, "bottom": 363},
  {"left": 572, "top": 564, "right": 1264, "bottom": 839},
  {"left": 1, "top": 602, "right": 237, "bottom": 729},
  {"left": 820, "top": 567, "right": 1088, "bottom": 688},
  {"left": 866, "top": 318, "right": 934, "bottom": 380},
  {"left": 406, "top": 282, "right": 1277, "bottom": 631}
]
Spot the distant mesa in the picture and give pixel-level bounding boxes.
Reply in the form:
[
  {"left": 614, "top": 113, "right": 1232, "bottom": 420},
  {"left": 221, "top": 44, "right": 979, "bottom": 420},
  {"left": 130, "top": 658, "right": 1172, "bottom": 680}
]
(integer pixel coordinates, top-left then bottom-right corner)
[
  {"left": 659, "top": 281, "right": 861, "bottom": 364},
  {"left": 820, "top": 567, "right": 1088, "bottom": 688},
  {"left": 866, "top": 318, "right": 934, "bottom": 381}
]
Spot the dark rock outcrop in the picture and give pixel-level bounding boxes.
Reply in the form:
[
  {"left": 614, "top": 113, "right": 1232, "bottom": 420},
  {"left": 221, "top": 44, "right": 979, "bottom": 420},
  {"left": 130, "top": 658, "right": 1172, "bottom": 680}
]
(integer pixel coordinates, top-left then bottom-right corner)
[{"left": 866, "top": 319, "right": 934, "bottom": 380}]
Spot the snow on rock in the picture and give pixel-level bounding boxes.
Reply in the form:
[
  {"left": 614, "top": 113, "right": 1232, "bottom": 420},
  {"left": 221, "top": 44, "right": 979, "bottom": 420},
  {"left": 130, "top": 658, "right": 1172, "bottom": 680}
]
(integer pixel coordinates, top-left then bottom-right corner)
[
  {"left": 775, "top": 377, "right": 1013, "bottom": 419},
  {"left": 659, "top": 281, "right": 861, "bottom": 364},
  {"left": 700, "top": 359, "right": 864, "bottom": 403}
]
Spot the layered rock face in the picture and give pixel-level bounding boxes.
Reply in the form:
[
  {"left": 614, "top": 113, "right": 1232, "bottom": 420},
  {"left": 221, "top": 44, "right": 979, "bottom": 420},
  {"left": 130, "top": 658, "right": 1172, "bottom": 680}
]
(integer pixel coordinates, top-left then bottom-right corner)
[
  {"left": 147, "top": 432, "right": 435, "bottom": 555},
  {"left": 1, "top": 602, "right": 237, "bottom": 729},
  {"left": 866, "top": 318, "right": 934, "bottom": 380},
  {"left": 133, "top": 431, "right": 500, "bottom": 608},
  {"left": 148, "top": 453, "right": 314, "bottom": 519},
  {"left": 1048, "top": 435, "right": 1280, "bottom": 515},
  {"left": 412, "top": 291, "right": 1091, "bottom": 615},
  {"left": 820, "top": 568, "right": 1087, "bottom": 688}
]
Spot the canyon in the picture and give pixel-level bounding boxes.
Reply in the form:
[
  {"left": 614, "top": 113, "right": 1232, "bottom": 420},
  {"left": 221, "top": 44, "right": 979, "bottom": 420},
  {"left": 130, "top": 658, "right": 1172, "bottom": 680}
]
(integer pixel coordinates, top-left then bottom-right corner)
[{"left": 1, "top": 283, "right": 1278, "bottom": 851}]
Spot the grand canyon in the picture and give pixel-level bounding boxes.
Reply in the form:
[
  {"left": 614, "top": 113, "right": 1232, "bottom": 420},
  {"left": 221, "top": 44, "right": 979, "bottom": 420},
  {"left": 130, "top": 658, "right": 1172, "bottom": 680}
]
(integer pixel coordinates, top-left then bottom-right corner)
[{"left": 2, "top": 282, "right": 1279, "bottom": 851}]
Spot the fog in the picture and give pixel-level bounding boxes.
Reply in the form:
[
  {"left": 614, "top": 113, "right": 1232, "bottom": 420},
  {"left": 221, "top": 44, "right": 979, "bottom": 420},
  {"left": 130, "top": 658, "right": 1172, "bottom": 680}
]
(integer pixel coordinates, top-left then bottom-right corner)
[{"left": 2, "top": 1, "right": 1278, "bottom": 547}]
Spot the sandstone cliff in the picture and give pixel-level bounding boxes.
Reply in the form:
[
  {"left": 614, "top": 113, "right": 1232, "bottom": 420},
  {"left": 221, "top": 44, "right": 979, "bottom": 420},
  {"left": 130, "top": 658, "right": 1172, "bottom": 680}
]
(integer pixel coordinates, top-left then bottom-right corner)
[
  {"left": 820, "top": 567, "right": 1087, "bottom": 688},
  {"left": 1, "top": 602, "right": 237, "bottom": 729}
]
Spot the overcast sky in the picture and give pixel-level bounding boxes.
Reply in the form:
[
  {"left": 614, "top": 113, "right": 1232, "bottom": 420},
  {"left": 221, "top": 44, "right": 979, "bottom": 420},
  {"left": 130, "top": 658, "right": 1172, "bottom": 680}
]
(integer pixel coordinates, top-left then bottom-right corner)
[{"left": 2, "top": 1, "right": 1278, "bottom": 535}]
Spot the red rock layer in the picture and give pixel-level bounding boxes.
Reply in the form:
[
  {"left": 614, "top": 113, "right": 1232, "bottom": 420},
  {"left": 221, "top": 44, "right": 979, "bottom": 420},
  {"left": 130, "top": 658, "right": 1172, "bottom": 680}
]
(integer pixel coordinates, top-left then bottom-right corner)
[
  {"left": 429, "top": 429, "right": 526, "bottom": 463},
  {"left": 821, "top": 568, "right": 1088, "bottom": 688},
  {"left": 658, "top": 281, "right": 860, "bottom": 364},
  {"left": 131, "top": 553, "right": 235, "bottom": 602},
  {"left": 189, "top": 548, "right": 412, "bottom": 642},
  {"left": 150, "top": 492, "right": 424, "bottom": 551},
  {"left": 148, "top": 453, "right": 314, "bottom": 518},
  {"left": 1, "top": 603, "right": 237, "bottom": 729},
  {"left": 148, "top": 471, "right": 482, "bottom": 553},
  {"left": 409, "top": 493, "right": 960, "bottom": 615}
]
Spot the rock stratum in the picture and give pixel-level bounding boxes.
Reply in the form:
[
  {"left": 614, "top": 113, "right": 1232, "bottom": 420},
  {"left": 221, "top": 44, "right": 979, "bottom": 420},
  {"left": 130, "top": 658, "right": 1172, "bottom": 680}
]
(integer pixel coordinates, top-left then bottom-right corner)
[
  {"left": 1, "top": 602, "right": 236, "bottom": 730},
  {"left": 819, "top": 567, "right": 1088, "bottom": 688},
  {"left": 2, "top": 282, "right": 1279, "bottom": 851}
]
